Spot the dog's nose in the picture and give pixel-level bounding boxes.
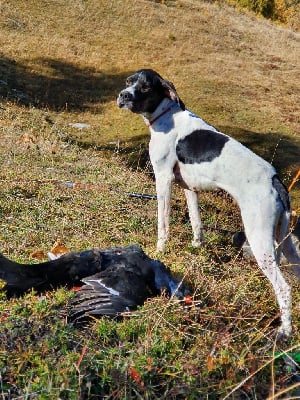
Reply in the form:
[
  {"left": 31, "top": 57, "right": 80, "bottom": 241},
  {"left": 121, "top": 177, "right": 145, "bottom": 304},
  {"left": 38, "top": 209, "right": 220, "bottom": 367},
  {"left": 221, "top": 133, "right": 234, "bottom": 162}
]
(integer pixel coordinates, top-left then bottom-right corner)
[{"left": 120, "top": 90, "right": 134, "bottom": 101}]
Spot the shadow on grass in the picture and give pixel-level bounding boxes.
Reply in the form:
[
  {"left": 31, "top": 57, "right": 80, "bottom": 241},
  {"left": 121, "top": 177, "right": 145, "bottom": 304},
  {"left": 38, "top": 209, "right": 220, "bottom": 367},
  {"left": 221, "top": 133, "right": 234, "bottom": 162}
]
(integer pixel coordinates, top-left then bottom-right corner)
[
  {"left": 0, "top": 55, "right": 131, "bottom": 111},
  {"left": 68, "top": 132, "right": 153, "bottom": 173},
  {"left": 219, "top": 125, "right": 300, "bottom": 178}
]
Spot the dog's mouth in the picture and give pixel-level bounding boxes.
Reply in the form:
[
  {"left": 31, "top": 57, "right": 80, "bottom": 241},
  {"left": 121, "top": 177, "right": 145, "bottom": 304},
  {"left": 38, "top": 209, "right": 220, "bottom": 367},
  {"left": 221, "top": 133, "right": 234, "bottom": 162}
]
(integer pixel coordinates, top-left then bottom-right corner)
[
  {"left": 117, "top": 95, "right": 140, "bottom": 113},
  {"left": 117, "top": 96, "right": 131, "bottom": 109},
  {"left": 117, "top": 97, "right": 130, "bottom": 108}
]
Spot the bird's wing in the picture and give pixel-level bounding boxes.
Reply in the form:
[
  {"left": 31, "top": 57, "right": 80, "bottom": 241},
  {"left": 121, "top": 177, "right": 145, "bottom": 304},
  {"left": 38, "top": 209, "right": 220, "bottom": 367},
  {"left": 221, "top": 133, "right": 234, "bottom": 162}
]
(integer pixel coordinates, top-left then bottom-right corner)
[{"left": 68, "top": 273, "right": 143, "bottom": 324}]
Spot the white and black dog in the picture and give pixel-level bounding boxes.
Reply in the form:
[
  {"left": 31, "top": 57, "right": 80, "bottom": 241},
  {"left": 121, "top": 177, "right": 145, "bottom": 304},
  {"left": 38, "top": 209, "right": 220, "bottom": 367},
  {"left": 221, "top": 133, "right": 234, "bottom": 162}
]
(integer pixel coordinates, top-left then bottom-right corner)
[{"left": 117, "top": 68, "right": 300, "bottom": 337}]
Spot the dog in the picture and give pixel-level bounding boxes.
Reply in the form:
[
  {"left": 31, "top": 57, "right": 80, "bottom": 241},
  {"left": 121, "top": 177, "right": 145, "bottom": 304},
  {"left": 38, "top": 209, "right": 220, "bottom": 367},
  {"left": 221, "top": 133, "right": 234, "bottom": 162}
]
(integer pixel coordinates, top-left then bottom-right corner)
[{"left": 117, "top": 68, "right": 300, "bottom": 337}]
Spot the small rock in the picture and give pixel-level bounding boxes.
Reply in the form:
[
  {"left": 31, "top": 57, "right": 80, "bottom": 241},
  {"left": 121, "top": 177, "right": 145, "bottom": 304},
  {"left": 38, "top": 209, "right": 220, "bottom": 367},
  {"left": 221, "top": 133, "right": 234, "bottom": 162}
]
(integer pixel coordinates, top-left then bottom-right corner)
[{"left": 68, "top": 123, "right": 90, "bottom": 129}]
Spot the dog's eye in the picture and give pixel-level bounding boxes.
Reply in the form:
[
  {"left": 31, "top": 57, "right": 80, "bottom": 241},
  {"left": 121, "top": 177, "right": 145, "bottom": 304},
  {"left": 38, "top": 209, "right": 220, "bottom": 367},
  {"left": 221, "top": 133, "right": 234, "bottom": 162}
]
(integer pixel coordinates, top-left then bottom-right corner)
[
  {"left": 126, "top": 79, "right": 133, "bottom": 86},
  {"left": 140, "top": 85, "right": 150, "bottom": 93}
]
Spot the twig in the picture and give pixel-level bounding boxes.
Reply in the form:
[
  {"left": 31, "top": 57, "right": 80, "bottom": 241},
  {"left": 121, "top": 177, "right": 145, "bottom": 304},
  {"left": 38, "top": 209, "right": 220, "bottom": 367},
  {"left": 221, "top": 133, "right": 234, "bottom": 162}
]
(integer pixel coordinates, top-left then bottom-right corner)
[
  {"left": 76, "top": 345, "right": 87, "bottom": 368},
  {"left": 267, "top": 382, "right": 300, "bottom": 400},
  {"left": 270, "top": 138, "right": 282, "bottom": 166},
  {"left": 223, "top": 343, "right": 300, "bottom": 399},
  {"left": 288, "top": 169, "right": 300, "bottom": 192}
]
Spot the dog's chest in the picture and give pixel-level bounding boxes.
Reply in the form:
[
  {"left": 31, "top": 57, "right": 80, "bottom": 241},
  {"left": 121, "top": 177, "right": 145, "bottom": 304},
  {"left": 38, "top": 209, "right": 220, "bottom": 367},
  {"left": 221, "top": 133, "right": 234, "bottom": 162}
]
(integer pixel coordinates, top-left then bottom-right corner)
[
  {"left": 148, "top": 110, "right": 220, "bottom": 172},
  {"left": 149, "top": 131, "right": 177, "bottom": 170}
]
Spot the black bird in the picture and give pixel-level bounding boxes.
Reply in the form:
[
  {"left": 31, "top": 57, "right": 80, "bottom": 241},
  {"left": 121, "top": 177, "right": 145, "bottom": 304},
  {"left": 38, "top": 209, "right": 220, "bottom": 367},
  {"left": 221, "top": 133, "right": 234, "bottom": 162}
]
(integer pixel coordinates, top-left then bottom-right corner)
[
  {"left": 69, "top": 245, "right": 190, "bottom": 323},
  {"left": 0, "top": 245, "right": 190, "bottom": 323}
]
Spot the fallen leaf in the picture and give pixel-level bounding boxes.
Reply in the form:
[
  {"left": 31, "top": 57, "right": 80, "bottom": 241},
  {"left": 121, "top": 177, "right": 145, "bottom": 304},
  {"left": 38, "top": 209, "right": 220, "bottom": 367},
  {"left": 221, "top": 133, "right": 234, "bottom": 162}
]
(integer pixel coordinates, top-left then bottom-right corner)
[
  {"left": 30, "top": 249, "right": 47, "bottom": 260},
  {"left": 128, "top": 366, "right": 144, "bottom": 388},
  {"left": 50, "top": 241, "right": 70, "bottom": 257},
  {"left": 184, "top": 295, "right": 193, "bottom": 305},
  {"left": 207, "top": 354, "right": 215, "bottom": 371}
]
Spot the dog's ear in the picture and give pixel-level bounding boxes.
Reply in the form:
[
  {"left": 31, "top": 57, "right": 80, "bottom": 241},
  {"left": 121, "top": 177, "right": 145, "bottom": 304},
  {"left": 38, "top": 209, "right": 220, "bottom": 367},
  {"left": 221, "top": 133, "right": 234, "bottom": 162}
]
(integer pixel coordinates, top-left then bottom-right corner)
[{"left": 160, "top": 79, "right": 185, "bottom": 110}]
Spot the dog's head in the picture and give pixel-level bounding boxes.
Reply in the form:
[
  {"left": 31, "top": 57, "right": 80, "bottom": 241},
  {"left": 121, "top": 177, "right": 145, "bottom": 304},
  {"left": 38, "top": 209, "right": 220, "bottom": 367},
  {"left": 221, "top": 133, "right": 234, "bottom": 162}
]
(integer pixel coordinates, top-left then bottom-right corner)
[{"left": 117, "top": 69, "right": 185, "bottom": 115}]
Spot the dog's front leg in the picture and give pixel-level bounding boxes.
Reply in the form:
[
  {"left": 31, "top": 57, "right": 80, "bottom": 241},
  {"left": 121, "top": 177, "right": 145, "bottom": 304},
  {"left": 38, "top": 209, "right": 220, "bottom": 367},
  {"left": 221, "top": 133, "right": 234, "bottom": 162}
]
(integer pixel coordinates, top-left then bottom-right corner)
[
  {"left": 184, "top": 189, "right": 205, "bottom": 247},
  {"left": 155, "top": 175, "right": 172, "bottom": 253}
]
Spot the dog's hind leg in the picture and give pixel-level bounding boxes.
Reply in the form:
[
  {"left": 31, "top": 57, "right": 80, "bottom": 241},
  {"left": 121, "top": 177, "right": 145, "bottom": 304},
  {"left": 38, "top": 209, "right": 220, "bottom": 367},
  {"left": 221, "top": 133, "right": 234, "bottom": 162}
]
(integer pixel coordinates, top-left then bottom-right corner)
[
  {"left": 243, "top": 217, "right": 292, "bottom": 338},
  {"left": 184, "top": 189, "right": 205, "bottom": 247}
]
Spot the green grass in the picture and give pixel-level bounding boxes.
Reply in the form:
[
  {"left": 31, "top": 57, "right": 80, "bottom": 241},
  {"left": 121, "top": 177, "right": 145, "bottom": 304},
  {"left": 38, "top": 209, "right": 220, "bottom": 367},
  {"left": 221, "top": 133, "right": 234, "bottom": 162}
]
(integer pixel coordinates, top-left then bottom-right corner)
[{"left": 0, "top": 0, "right": 300, "bottom": 398}]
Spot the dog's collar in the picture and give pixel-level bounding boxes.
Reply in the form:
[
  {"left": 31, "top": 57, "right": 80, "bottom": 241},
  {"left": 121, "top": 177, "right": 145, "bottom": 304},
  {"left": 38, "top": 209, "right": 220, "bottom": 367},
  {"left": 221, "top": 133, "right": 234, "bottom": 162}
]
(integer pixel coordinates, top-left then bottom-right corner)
[
  {"left": 147, "top": 107, "right": 172, "bottom": 127},
  {"left": 146, "top": 102, "right": 178, "bottom": 127}
]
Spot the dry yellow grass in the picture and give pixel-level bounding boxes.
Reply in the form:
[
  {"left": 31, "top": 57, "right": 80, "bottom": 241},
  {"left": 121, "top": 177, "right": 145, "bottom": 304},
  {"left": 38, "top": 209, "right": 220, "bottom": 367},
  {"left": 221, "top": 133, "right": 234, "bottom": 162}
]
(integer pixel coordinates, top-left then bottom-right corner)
[
  {"left": 1, "top": 1, "right": 299, "bottom": 126},
  {"left": 1, "top": 1, "right": 299, "bottom": 167}
]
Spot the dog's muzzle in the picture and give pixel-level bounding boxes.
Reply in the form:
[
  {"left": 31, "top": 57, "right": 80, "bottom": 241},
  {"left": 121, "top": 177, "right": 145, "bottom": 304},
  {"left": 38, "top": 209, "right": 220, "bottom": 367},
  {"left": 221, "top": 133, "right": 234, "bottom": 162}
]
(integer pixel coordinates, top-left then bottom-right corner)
[{"left": 117, "top": 90, "right": 133, "bottom": 109}]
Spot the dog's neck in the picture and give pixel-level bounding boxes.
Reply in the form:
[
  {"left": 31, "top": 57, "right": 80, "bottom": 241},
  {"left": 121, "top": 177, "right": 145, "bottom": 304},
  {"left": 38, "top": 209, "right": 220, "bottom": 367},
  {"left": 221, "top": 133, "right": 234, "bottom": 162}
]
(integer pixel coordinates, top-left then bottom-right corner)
[{"left": 142, "top": 98, "right": 179, "bottom": 127}]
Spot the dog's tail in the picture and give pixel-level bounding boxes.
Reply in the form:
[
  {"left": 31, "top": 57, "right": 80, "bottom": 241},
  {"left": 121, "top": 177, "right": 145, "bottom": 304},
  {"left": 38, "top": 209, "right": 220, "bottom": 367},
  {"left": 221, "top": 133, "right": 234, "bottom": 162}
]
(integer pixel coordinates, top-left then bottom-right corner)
[
  {"left": 272, "top": 175, "right": 291, "bottom": 264},
  {"left": 276, "top": 209, "right": 291, "bottom": 264}
]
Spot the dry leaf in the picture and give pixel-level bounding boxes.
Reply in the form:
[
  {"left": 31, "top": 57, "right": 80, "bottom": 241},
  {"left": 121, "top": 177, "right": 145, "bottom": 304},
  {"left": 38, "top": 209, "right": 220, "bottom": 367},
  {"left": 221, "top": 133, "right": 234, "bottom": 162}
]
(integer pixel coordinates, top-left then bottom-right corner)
[
  {"left": 184, "top": 295, "right": 193, "bottom": 305},
  {"left": 30, "top": 249, "right": 47, "bottom": 260},
  {"left": 50, "top": 241, "right": 70, "bottom": 257},
  {"left": 128, "top": 366, "right": 144, "bottom": 388},
  {"left": 207, "top": 354, "right": 215, "bottom": 372},
  {"left": 51, "top": 145, "right": 58, "bottom": 154}
]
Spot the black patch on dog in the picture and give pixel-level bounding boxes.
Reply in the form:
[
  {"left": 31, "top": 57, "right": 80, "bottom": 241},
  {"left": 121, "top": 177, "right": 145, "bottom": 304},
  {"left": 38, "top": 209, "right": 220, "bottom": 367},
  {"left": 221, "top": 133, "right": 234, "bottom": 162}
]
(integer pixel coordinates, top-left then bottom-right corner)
[
  {"left": 176, "top": 130, "right": 229, "bottom": 164},
  {"left": 272, "top": 175, "right": 290, "bottom": 211}
]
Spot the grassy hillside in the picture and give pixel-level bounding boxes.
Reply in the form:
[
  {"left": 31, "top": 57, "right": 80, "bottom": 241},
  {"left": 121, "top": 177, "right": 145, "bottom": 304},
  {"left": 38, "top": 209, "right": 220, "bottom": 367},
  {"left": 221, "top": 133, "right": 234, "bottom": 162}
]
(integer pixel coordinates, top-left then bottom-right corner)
[
  {"left": 0, "top": 0, "right": 299, "bottom": 398},
  {"left": 222, "top": 0, "right": 300, "bottom": 29}
]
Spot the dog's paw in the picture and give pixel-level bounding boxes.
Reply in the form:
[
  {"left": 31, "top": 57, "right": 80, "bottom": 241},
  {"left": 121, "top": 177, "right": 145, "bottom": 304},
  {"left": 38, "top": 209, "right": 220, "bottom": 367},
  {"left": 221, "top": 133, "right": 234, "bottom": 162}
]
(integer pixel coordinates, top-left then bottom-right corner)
[
  {"left": 191, "top": 239, "right": 204, "bottom": 248},
  {"left": 277, "top": 323, "right": 292, "bottom": 341}
]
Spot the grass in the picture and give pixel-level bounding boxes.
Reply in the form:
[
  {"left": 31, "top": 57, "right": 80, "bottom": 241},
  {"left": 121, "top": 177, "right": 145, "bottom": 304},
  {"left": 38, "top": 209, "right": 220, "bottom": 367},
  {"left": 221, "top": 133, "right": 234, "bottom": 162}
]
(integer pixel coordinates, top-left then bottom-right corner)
[{"left": 0, "top": 0, "right": 300, "bottom": 398}]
